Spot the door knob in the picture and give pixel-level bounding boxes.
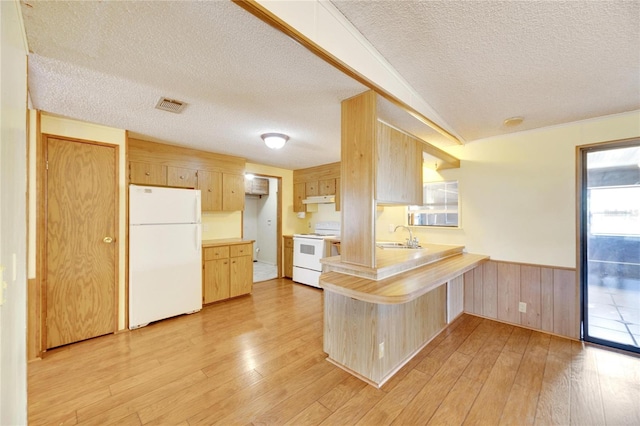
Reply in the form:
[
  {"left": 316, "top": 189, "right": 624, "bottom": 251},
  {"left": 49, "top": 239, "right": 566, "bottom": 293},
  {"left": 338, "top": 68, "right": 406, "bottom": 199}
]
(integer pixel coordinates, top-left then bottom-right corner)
[{"left": 103, "top": 237, "right": 114, "bottom": 244}]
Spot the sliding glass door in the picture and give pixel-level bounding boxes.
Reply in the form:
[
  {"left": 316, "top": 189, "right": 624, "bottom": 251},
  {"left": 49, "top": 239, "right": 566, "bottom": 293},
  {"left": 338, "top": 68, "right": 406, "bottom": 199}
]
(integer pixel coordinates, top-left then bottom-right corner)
[{"left": 580, "top": 140, "right": 640, "bottom": 353}]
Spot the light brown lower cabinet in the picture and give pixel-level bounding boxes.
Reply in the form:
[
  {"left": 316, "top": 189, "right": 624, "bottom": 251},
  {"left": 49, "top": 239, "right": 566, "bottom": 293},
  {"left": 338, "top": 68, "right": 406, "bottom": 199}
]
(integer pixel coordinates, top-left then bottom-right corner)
[
  {"left": 203, "top": 242, "right": 253, "bottom": 304},
  {"left": 283, "top": 236, "right": 293, "bottom": 278}
]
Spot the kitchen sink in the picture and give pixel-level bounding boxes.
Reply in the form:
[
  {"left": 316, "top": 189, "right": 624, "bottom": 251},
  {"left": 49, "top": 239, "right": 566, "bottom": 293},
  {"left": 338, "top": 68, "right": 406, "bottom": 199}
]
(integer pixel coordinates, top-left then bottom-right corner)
[{"left": 376, "top": 242, "right": 423, "bottom": 249}]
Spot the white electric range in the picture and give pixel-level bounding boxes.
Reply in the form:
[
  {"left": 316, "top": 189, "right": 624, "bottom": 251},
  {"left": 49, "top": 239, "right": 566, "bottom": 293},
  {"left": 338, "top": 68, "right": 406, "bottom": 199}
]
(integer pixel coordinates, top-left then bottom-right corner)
[{"left": 293, "top": 221, "right": 341, "bottom": 288}]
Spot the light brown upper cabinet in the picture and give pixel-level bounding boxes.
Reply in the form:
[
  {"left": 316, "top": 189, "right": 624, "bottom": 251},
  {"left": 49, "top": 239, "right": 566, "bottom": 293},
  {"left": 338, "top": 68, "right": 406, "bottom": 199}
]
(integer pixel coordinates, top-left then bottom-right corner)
[
  {"left": 129, "top": 161, "right": 167, "bottom": 186},
  {"left": 376, "top": 122, "right": 423, "bottom": 205},
  {"left": 128, "top": 138, "right": 246, "bottom": 212},
  {"left": 293, "top": 162, "right": 341, "bottom": 212},
  {"left": 319, "top": 178, "right": 336, "bottom": 196},
  {"left": 198, "top": 170, "right": 222, "bottom": 211},
  {"left": 167, "top": 166, "right": 198, "bottom": 188},
  {"left": 245, "top": 177, "right": 269, "bottom": 195},
  {"left": 305, "top": 181, "right": 319, "bottom": 197},
  {"left": 340, "top": 90, "right": 460, "bottom": 268},
  {"left": 293, "top": 182, "right": 306, "bottom": 213},
  {"left": 222, "top": 173, "right": 244, "bottom": 211}
]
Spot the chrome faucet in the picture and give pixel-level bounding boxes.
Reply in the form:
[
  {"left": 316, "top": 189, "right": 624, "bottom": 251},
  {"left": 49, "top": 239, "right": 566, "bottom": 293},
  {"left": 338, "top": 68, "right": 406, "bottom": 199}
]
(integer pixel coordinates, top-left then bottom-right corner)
[{"left": 394, "top": 225, "right": 419, "bottom": 248}]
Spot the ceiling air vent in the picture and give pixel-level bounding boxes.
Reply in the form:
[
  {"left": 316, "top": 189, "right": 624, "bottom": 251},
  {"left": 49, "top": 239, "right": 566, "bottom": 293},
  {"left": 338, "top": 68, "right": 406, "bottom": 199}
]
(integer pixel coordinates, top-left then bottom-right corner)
[{"left": 155, "top": 97, "right": 186, "bottom": 113}]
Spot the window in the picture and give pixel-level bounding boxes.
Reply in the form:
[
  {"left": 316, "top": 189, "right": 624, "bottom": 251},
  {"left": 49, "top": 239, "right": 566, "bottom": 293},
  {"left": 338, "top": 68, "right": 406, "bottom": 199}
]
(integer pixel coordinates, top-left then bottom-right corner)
[{"left": 408, "top": 181, "right": 459, "bottom": 227}]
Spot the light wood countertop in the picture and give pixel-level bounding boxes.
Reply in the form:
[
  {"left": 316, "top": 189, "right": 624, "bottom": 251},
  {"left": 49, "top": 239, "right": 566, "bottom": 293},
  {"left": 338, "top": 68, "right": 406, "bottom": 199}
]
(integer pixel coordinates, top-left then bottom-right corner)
[
  {"left": 320, "top": 252, "right": 489, "bottom": 304},
  {"left": 321, "top": 243, "right": 464, "bottom": 280},
  {"left": 201, "top": 238, "right": 254, "bottom": 248}
]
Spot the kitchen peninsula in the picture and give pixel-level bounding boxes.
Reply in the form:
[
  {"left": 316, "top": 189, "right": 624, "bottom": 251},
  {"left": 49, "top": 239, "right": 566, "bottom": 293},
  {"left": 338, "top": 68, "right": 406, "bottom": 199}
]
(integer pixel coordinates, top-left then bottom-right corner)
[
  {"left": 320, "top": 245, "right": 488, "bottom": 387},
  {"left": 328, "top": 90, "right": 488, "bottom": 386}
]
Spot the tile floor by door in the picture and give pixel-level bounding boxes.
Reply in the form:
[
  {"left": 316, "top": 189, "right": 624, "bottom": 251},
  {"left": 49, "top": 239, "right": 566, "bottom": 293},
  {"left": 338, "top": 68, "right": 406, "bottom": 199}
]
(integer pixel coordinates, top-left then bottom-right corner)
[
  {"left": 253, "top": 261, "right": 277, "bottom": 283},
  {"left": 588, "top": 279, "right": 640, "bottom": 347}
]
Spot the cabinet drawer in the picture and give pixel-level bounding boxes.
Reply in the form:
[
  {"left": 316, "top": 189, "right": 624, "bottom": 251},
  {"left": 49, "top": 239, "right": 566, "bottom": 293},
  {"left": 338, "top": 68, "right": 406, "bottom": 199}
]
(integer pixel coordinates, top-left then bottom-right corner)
[
  {"left": 204, "top": 246, "right": 229, "bottom": 260},
  {"left": 230, "top": 243, "right": 252, "bottom": 257},
  {"left": 284, "top": 237, "right": 293, "bottom": 248}
]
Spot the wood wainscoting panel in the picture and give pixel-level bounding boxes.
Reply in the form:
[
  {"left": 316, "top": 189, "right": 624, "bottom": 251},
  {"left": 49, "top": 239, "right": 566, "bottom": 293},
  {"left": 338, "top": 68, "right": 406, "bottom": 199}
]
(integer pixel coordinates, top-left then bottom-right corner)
[
  {"left": 553, "top": 269, "right": 578, "bottom": 339},
  {"left": 482, "top": 261, "right": 498, "bottom": 319},
  {"left": 447, "top": 275, "right": 465, "bottom": 323},
  {"left": 540, "top": 267, "right": 555, "bottom": 333},
  {"left": 463, "top": 270, "right": 475, "bottom": 314},
  {"left": 464, "top": 260, "right": 578, "bottom": 340},
  {"left": 520, "top": 265, "right": 542, "bottom": 329},
  {"left": 497, "top": 263, "right": 521, "bottom": 324},
  {"left": 473, "top": 266, "right": 484, "bottom": 316}
]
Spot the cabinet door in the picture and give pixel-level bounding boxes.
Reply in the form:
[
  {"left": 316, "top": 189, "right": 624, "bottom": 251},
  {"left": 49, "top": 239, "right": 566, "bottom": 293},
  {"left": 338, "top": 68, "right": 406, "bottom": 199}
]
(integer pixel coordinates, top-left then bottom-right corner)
[
  {"left": 319, "top": 178, "right": 336, "bottom": 196},
  {"left": 222, "top": 173, "right": 245, "bottom": 211},
  {"left": 129, "top": 161, "right": 167, "bottom": 186},
  {"left": 305, "top": 180, "right": 319, "bottom": 197},
  {"left": 198, "top": 170, "right": 222, "bottom": 211},
  {"left": 252, "top": 178, "right": 269, "bottom": 195},
  {"left": 203, "top": 258, "right": 230, "bottom": 303},
  {"left": 376, "top": 124, "right": 423, "bottom": 205},
  {"left": 283, "top": 237, "right": 293, "bottom": 278},
  {"left": 335, "top": 177, "right": 341, "bottom": 211},
  {"left": 230, "top": 255, "right": 253, "bottom": 297},
  {"left": 167, "top": 166, "right": 198, "bottom": 188},
  {"left": 293, "top": 182, "right": 306, "bottom": 213}
]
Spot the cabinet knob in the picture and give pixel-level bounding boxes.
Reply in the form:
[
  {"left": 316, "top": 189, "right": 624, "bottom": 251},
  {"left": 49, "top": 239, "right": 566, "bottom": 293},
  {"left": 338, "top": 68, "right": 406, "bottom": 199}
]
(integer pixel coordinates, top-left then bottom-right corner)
[
  {"left": 208, "top": 189, "right": 212, "bottom": 192},
  {"left": 145, "top": 172, "right": 150, "bottom": 176},
  {"left": 103, "top": 236, "right": 114, "bottom": 244},
  {"left": 179, "top": 175, "right": 185, "bottom": 179},
  {"left": 224, "top": 261, "right": 228, "bottom": 265}
]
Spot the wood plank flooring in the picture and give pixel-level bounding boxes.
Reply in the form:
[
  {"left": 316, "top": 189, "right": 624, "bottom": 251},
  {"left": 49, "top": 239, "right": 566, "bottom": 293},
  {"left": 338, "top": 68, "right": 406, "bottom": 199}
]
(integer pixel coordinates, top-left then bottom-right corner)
[{"left": 29, "top": 279, "right": 640, "bottom": 425}]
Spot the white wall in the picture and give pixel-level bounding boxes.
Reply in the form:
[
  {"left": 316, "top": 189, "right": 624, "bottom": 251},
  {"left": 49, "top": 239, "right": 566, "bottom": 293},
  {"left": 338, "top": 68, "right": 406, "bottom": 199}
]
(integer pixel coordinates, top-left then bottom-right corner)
[
  {"left": 0, "top": 0, "right": 28, "bottom": 423},
  {"left": 256, "top": 178, "right": 278, "bottom": 264},
  {"left": 375, "top": 111, "right": 640, "bottom": 268},
  {"left": 243, "top": 196, "right": 259, "bottom": 260}
]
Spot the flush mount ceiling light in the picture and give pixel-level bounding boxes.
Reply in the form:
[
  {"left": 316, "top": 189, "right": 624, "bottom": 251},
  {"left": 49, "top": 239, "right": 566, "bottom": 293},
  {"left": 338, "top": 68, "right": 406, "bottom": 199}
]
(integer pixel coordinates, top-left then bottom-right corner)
[
  {"left": 261, "top": 133, "right": 289, "bottom": 150},
  {"left": 503, "top": 116, "right": 524, "bottom": 127}
]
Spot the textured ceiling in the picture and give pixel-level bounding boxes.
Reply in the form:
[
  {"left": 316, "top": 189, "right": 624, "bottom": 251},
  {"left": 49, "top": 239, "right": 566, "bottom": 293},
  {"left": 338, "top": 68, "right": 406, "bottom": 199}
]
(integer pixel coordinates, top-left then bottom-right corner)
[
  {"left": 22, "top": 1, "right": 640, "bottom": 170},
  {"left": 22, "top": 0, "right": 366, "bottom": 169},
  {"left": 332, "top": 0, "right": 640, "bottom": 142}
]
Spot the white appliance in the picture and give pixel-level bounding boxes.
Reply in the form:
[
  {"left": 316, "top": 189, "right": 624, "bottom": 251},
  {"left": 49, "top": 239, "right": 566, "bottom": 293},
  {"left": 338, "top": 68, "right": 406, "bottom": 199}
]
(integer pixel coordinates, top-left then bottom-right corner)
[
  {"left": 293, "top": 221, "right": 341, "bottom": 288},
  {"left": 129, "top": 184, "right": 202, "bottom": 329}
]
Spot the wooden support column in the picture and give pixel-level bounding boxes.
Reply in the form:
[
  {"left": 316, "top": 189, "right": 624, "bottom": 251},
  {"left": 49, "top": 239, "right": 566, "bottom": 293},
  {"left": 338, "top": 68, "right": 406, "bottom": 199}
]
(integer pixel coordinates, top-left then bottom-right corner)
[{"left": 340, "top": 91, "right": 377, "bottom": 268}]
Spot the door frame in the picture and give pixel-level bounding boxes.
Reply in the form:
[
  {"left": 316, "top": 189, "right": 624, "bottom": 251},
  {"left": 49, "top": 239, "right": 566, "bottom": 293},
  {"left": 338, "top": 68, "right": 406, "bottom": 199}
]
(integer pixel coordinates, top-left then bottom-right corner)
[
  {"left": 242, "top": 173, "right": 283, "bottom": 278},
  {"left": 36, "top": 133, "right": 119, "bottom": 353},
  {"left": 577, "top": 136, "right": 640, "bottom": 353}
]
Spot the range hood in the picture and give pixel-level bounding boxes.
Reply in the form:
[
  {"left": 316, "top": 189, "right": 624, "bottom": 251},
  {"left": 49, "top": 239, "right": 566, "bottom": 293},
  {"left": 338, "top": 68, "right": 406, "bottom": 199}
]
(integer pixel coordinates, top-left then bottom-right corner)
[{"left": 302, "top": 195, "right": 335, "bottom": 204}]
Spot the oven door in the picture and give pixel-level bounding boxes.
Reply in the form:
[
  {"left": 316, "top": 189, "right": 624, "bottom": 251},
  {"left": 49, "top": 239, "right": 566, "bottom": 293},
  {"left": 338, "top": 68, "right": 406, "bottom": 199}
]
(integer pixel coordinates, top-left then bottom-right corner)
[{"left": 293, "top": 237, "right": 325, "bottom": 271}]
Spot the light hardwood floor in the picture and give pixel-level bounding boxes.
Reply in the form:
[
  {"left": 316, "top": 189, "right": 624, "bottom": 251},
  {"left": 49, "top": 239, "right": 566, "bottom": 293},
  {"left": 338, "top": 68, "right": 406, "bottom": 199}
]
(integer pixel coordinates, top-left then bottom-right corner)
[{"left": 29, "top": 279, "right": 640, "bottom": 425}]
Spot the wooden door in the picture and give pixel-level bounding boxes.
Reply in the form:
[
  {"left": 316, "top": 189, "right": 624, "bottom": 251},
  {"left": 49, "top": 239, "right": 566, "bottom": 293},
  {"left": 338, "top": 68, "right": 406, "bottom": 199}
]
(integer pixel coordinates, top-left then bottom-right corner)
[{"left": 45, "top": 137, "right": 117, "bottom": 349}]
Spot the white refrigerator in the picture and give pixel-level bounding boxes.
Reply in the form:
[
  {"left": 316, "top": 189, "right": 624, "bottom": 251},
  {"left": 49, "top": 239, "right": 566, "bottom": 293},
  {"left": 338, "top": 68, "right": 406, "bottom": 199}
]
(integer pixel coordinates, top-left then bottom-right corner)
[{"left": 129, "top": 184, "right": 202, "bottom": 329}]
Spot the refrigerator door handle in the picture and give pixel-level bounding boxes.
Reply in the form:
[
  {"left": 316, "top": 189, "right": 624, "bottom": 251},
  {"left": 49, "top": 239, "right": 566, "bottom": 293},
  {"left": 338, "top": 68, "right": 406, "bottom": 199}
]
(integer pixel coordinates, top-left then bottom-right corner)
[
  {"left": 195, "top": 225, "right": 201, "bottom": 251},
  {"left": 194, "top": 195, "right": 201, "bottom": 223}
]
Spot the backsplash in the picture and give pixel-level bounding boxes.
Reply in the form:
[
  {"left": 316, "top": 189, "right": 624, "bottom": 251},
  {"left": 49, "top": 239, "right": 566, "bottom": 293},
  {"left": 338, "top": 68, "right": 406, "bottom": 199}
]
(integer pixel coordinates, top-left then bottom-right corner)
[{"left": 202, "top": 211, "right": 242, "bottom": 239}]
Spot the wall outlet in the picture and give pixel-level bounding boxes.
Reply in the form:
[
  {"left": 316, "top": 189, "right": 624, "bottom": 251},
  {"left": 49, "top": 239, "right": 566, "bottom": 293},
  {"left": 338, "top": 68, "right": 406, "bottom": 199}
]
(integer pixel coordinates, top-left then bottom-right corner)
[
  {"left": 379, "top": 342, "right": 384, "bottom": 359},
  {"left": 388, "top": 224, "right": 395, "bottom": 233},
  {"left": 519, "top": 302, "right": 527, "bottom": 313}
]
